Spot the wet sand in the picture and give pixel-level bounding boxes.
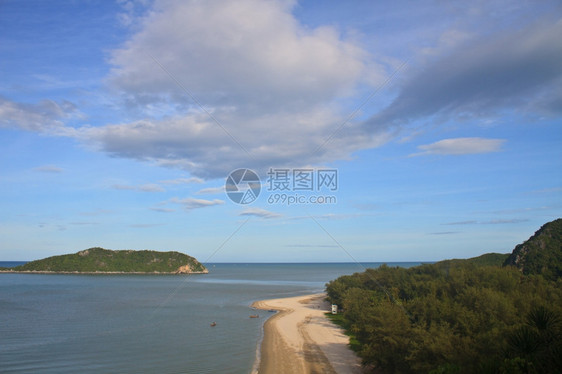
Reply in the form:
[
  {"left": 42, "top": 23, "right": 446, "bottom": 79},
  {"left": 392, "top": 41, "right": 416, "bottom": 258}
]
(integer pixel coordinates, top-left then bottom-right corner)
[{"left": 252, "top": 293, "right": 363, "bottom": 374}]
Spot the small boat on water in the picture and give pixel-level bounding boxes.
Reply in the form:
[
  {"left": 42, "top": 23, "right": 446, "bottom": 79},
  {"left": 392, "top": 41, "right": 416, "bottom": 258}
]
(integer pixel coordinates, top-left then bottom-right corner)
[
  {"left": 210, "top": 322, "right": 217, "bottom": 327},
  {"left": 267, "top": 309, "right": 276, "bottom": 313},
  {"left": 249, "top": 314, "right": 259, "bottom": 318}
]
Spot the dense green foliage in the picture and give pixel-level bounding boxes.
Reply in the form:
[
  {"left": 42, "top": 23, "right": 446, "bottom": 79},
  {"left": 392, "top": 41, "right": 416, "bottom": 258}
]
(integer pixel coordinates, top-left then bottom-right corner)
[
  {"left": 440, "top": 252, "right": 510, "bottom": 267},
  {"left": 504, "top": 218, "right": 562, "bottom": 281},
  {"left": 326, "top": 219, "right": 562, "bottom": 373},
  {"left": 12, "top": 247, "right": 207, "bottom": 273},
  {"left": 327, "top": 263, "right": 562, "bottom": 373}
]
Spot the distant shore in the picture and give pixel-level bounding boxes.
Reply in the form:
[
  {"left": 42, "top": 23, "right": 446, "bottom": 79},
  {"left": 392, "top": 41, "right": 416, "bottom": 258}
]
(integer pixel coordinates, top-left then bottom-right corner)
[
  {"left": 252, "top": 293, "right": 363, "bottom": 374},
  {"left": 0, "top": 270, "right": 209, "bottom": 275}
]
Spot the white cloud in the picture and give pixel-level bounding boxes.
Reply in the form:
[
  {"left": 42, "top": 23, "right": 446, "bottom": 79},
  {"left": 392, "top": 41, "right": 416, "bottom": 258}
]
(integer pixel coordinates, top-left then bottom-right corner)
[
  {"left": 108, "top": 0, "right": 376, "bottom": 111},
  {"left": 170, "top": 197, "right": 225, "bottom": 210},
  {"left": 72, "top": 0, "right": 387, "bottom": 179},
  {"left": 443, "top": 218, "right": 528, "bottom": 225},
  {"left": 364, "top": 18, "right": 562, "bottom": 131},
  {"left": 116, "top": 0, "right": 152, "bottom": 27},
  {"left": 76, "top": 4, "right": 561, "bottom": 178},
  {"left": 481, "top": 218, "right": 528, "bottom": 225},
  {"left": 288, "top": 213, "right": 361, "bottom": 221},
  {"left": 239, "top": 207, "right": 282, "bottom": 219},
  {"left": 411, "top": 137, "right": 505, "bottom": 156},
  {"left": 530, "top": 187, "right": 562, "bottom": 194},
  {"left": 139, "top": 183, "right": 165, "bottom": 192},
  {"left": 159, "top": 177, "right": 204, "bottom": 185},
  {"left": 443, "top": 220, "right": 478, "bottom": 226},
  {"left": 129, "top": 223, "right": 164, "bottom": 228},
  {"left": 0, "top": 97, "right": 81, "bottom": 132},
  {"left": 196, "top": 186, "right": 225, "bottom": 195},
  {"left": 80, "top": 209, "right": 113, "bottom": 216},
  {"left": 33, "top": 165, "right": 64, "bottom": 173},
  {"left": 150, "top": 207, "right": 176, "bottom": 213},
  {"left": 111, "top": 183, "right": 165, "bottom": 192},
  {"left": 111, "top": 184, "right": 137, "bottom": 190},
  {"left": 69, "top": 221, "right": 99, "bottom": 226},
  {"left": 78, "top": 105, "right": 387, "bottom": 179},
  {"left": 3, "top": 2, "right": 560, "bottom": 181}
]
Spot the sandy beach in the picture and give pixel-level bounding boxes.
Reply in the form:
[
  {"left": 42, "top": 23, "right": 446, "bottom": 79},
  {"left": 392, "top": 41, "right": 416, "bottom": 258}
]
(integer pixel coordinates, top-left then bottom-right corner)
[{"left": 252, "top": 293, "right": 363, "bottom": 374}]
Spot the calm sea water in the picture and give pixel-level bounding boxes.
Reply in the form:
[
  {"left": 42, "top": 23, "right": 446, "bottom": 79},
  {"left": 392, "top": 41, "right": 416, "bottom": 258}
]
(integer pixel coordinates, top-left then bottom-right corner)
[
  {"left": 0, "top": 262, "right": 422, "bottom": 374},
  {"left": 0, "top": 262, "right": 27, "bottom": 268}
]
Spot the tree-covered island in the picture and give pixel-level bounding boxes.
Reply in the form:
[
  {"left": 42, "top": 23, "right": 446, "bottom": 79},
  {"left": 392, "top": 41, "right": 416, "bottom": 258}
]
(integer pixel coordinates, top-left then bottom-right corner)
[{"left": 0, "top": 247, "right": 208, "bottom": 274}]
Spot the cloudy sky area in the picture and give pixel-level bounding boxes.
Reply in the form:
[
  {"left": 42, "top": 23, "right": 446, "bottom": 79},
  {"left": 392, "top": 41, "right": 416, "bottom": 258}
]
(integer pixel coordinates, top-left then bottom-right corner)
[{"left": 0, "top": 0, "right": 561, "bottom": 262}]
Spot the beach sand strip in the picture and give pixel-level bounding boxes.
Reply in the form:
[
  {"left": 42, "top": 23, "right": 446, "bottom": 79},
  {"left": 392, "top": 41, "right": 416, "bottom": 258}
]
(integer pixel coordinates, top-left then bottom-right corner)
[{"left": 252, "top": 293, "right": 363, "bottom": 374}]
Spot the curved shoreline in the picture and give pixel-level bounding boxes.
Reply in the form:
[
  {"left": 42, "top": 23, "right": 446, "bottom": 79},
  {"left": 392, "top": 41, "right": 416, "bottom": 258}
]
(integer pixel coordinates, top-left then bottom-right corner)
[{"left": 251, "top": 293, "right": 363, "bottom": 374}]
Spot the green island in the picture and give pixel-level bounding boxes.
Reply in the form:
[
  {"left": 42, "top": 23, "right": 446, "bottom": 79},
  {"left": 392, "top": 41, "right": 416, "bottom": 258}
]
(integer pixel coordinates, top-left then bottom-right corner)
[
  {"left": 0, "top": 247, "right": 208, "bottom": 274},
  {"left": 327, "top": 218, "right": 562, "bottom": 374}
]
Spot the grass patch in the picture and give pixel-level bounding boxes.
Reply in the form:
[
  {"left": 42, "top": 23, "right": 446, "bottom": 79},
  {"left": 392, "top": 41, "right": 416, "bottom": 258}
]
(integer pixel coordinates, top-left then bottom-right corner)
[{"left": 325, "top": 312, "right": 361, "bottom": 353}]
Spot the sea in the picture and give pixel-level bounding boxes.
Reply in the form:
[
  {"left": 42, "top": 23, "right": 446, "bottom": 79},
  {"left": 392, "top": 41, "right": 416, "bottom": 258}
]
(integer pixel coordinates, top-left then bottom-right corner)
[{"left": 0, "top": 262, "right": 423, "bottom": 374}]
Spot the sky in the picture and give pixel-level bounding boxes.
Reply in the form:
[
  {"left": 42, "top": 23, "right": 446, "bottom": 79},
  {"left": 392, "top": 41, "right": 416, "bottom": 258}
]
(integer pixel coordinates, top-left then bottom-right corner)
[{"left": 0, "top": 0, "right": 561, "bottom": 262}]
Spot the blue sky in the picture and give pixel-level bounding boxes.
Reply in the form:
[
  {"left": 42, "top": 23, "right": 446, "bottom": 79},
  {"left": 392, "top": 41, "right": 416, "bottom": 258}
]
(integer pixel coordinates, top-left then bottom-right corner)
[{"left": 1, "top": 0, "right": 561, "bottom": 262}]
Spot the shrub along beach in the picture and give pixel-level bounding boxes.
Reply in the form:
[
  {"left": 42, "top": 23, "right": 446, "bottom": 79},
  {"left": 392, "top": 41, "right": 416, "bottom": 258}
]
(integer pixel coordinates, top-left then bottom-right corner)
[
  {"left": 325, "top": 219, "right": 562, "bottom": 373},
  {"left": 250, "top": 219, "right": 562, "bottom": 373}
]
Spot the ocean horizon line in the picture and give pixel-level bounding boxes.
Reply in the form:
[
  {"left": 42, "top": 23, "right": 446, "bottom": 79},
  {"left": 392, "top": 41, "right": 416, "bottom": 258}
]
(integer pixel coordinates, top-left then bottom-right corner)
[{"left": 1, "top": 260, "right": 436, "bottom": 265}]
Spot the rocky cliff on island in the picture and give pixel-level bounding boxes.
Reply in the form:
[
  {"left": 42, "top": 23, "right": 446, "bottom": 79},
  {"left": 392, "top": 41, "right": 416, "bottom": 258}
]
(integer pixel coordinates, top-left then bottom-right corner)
[{"left": 503, "top": 218, "right": 562, "bottom": 280}]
